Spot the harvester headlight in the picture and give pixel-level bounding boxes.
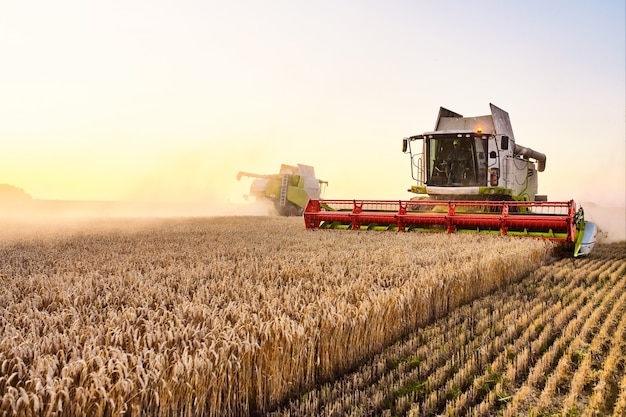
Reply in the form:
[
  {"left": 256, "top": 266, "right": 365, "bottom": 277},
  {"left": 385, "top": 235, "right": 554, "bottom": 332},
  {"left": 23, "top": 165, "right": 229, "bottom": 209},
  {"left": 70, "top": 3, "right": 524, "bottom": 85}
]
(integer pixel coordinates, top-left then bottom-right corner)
[{"left": 476, "top": 126, "right": 483, "bottom": 134}]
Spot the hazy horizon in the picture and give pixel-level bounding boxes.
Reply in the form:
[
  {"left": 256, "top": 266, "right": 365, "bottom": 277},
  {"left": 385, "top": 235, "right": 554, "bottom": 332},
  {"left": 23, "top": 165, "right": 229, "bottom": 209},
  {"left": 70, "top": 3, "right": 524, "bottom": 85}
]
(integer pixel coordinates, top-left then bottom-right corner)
[{"left": 1, "top": 182, "right": 624, "bottom": 243}]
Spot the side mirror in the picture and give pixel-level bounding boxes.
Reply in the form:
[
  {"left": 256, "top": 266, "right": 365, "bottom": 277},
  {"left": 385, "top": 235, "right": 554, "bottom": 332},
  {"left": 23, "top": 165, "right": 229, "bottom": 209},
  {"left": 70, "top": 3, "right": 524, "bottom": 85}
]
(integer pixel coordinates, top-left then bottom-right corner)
[
  {"left": 402, "top": 138, "right": 408, "bottom": 153},
  {"left": 501, "top": 135, "right": 509, "bottom": 150},
  {"left": 489, "top": 151, "right": 497, "bottom": 159}
]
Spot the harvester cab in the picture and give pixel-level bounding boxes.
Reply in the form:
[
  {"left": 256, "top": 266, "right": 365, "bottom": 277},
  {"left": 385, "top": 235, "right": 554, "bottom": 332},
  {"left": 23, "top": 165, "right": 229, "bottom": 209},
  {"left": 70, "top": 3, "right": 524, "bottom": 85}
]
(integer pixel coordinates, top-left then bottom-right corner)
[
  {"left": 237, "top": 164, "right": 327, "bottom": 216},
  {"left": 304, "top": 104, "right": 598, "bottom": 257},
  {"left": 402, "top": 103, "right": 547, "bottom": 202}
]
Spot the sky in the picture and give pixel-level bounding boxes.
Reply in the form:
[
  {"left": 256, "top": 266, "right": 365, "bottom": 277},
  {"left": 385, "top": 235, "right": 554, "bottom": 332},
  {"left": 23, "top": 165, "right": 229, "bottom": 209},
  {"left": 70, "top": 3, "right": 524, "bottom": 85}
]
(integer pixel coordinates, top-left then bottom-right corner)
[{"left": 1, "top": 0, "right": 625, "bottom": 210}]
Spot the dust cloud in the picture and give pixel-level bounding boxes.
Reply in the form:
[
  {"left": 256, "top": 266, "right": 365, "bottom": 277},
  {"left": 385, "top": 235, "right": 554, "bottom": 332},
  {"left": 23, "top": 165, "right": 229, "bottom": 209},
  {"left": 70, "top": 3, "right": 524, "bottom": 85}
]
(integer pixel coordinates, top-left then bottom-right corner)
[
  {"left": 0, "top": 196, "right": 273, "bottom": 221},
  {"left": 0, "top": 143, "right": 280, "bottom": 221},
  {"left": 581, "top": 202, "right": 626, "bottom": 243},
  {"left": 0, "top": 197, "right": 277, "bottom": 243},
  {"left": 0, "top": 158, "right": 277, "bottom": 239},
  {"left": 113, "top": 143, "right": 280, "bottom": 217}
]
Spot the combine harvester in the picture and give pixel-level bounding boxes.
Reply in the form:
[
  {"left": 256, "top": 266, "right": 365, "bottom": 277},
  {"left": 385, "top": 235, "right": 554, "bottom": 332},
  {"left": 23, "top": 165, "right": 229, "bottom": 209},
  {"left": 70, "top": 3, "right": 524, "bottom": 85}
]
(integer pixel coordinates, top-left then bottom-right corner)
[
  {"left": 237, "top": 163, "right": 327, "bottom": 216},
  {"left": 304, "top": 104, "right": 597, "bottom": 257}
]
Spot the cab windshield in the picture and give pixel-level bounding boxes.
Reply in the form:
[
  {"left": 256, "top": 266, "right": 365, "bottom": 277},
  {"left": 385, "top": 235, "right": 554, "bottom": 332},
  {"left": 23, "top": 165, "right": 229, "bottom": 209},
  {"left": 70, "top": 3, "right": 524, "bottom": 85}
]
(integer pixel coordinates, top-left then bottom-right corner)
[{"left": 425, "top": 136, "right": 487, "bottom": 186}]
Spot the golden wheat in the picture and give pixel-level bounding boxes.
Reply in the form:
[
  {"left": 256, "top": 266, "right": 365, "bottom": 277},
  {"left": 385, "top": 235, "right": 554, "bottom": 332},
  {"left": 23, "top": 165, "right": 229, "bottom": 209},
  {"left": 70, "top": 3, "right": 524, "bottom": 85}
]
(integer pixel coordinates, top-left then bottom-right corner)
[
  {"left": 272, "top": 241, "right": 625, "bottom": 416},
  {"left": 0, "top": 216, "right": 555, "bottom": 416}
]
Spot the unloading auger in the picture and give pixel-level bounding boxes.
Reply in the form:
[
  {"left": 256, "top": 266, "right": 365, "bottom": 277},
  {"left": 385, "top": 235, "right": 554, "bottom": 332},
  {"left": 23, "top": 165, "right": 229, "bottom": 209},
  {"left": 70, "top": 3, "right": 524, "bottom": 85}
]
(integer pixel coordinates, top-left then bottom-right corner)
[{"left": 303, "top": 104, "right": 597, "bottom": 257}]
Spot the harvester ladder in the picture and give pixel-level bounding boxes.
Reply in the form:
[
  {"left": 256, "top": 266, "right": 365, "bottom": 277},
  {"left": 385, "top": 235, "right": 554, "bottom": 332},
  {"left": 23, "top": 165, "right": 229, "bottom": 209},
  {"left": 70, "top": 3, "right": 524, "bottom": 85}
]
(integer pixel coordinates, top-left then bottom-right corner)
[{"left": 279, "top": 174, "right": 289, "bottom": 207}]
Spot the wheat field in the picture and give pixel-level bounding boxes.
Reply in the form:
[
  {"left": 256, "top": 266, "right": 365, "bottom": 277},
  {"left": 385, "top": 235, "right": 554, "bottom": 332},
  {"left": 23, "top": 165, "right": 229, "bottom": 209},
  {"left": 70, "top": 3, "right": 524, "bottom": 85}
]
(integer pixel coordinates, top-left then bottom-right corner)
[
  {"left": 0, "top": 215, "right": 597, "bottom": 416},
  {"left": 272, "top": 241, "right": 626, "bottom": 416}
]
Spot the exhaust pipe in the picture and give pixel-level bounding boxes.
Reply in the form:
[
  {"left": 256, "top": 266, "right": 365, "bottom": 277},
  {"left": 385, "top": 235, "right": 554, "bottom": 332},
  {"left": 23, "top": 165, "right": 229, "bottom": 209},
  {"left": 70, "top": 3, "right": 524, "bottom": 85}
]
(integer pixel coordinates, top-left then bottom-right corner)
[{"left": 514, "top": 144, "right": 546, "bottom": 172}]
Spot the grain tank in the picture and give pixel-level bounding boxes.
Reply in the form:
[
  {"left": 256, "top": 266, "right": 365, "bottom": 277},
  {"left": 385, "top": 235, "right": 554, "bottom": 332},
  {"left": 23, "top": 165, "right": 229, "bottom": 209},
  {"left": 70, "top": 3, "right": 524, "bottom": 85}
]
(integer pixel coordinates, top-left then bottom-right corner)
[{"left": 237, "top": 164, "right": 327, "bottom": 216}]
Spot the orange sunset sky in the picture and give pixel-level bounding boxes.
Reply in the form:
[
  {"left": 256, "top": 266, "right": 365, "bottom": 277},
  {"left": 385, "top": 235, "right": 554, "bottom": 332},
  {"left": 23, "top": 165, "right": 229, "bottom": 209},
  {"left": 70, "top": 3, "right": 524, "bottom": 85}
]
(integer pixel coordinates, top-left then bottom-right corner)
[{"left": 1, "top": 1, "right": 625, "bottom": 211}]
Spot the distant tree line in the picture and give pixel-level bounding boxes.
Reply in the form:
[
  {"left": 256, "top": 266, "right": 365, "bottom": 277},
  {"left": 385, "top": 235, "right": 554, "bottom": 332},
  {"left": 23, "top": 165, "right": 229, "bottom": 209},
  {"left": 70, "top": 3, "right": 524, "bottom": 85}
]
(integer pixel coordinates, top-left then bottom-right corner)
[{"left": 0, "top": 184, "right": 32, "bottom": 201}]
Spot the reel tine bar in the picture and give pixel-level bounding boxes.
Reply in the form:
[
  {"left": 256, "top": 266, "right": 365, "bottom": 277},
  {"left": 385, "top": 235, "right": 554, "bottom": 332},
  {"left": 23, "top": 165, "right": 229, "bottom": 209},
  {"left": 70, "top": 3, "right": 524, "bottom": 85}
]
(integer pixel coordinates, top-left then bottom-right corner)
[{"left": 304, "top": 199, "right": 577, "bottom": 243}]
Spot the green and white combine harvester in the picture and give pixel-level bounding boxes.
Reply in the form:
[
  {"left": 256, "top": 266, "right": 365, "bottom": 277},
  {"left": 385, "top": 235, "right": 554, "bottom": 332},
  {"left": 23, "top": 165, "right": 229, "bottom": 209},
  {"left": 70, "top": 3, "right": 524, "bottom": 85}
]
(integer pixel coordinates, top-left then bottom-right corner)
[
  {"left": 237, "top": 164, "right": 328, "bottom": 216},
  {"left": 304, "top": 103, "right": 597, "bottom": 257}
]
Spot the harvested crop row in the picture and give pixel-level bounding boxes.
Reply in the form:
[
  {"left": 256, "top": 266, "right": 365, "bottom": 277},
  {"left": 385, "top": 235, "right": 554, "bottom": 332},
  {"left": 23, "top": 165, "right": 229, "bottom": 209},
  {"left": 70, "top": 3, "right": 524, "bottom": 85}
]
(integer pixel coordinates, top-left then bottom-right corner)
[
  {"left": 271, "top": 242, "right": 626, "bottom": 416},
  {"left": 270, "top": 256, "right": 583, "bottom": 415},
  {"left": 0, "top": 217, "right": 552, "bottom": 416}
]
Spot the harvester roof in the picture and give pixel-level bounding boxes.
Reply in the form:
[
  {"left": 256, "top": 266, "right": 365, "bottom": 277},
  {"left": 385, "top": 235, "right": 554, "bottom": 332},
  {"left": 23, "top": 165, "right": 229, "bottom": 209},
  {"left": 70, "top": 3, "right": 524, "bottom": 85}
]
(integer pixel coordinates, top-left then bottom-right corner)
[{"left": 430, "top": 103, "right": 516, "bottom": 141}]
